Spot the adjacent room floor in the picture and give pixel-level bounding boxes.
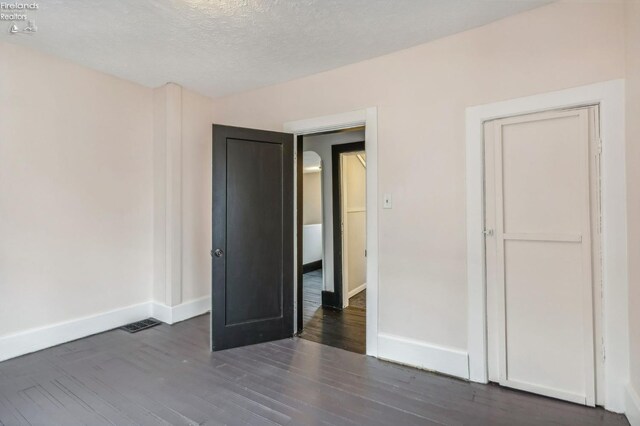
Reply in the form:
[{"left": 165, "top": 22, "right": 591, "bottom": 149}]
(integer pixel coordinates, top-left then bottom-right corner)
[
  {"left": 0, "top": 314, "right": 628, "bottom": 425},
  {"left": 300, "top": 269, "right": 366, "bottom": 354}
]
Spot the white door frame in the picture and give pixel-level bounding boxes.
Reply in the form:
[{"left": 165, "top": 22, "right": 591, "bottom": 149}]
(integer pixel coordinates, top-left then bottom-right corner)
[
  {"left": 465, "top": 79, "right": 628, "bottom": 412},
  {"left": 341, "top": 154, "right": 351, "bottom": 308},
  {"left": 285, "top": 107, "right": 379, "bottom": 357}
]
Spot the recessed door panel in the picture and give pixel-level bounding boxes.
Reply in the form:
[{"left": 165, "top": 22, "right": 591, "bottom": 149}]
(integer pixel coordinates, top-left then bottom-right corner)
[
  {"left": 226, "top": 139, "right": 283, "bottom": 325},
  {"left": 212, "top": 125, "right": 293, "bottom": 351},
  {"left": 504, "top": 239, "right": 586, "bottom": 397},
  {"left": 501, "top": 116, "right": 584, "bottom": 235}
]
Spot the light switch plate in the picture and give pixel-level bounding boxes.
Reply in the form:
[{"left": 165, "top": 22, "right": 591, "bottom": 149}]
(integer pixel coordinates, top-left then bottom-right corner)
[{"left": 383, "top": 193, "right": 392, "bottom": 209}]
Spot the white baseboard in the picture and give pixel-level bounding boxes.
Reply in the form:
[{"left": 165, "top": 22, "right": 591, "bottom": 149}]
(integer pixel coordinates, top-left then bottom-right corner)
[
  {"left": 377, "top": 332, "right": 470, "bottom": 379},
  {"left": 0, "top": 296, "right": 211, "bottom": 363},
  {"left": 627, "top": 384, "right": 640, "bottom": 426},
  {"left": 0, "top": 301, "right": 150, "bottom": 362},
  {"left": 152, "top": 296, "right": 211, "bottom": 325},
  {"left": 348, "top": 283, "right": 366, "bottom": 298}
]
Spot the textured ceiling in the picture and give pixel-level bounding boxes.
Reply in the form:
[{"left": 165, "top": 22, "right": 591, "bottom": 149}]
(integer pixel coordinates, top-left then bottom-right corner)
[{"left": 1, "top": 0, "right": 550, "bottom": 98}]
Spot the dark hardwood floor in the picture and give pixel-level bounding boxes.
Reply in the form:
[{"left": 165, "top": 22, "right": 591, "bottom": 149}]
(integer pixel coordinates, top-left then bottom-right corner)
[
  {"left": 300, "top": 269, "right": 366, "bottom": 354},
  {"left": 349, "top": 289, "right": 366, "bottom": 309},
  {"left": 0, "top": 314, "right": 630, "bottom": 425}
]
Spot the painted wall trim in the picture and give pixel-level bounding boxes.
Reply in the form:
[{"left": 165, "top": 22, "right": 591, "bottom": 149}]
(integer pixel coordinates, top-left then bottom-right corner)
[
  {"left": 626, "top": 385, "right": 640, "bottom": 426},
  {"left": 284, "top": 107, "right": 379, "bottom": 357},
  {"left": 348, "top": 283, "right": 367, "bottom": 298},
  {"left": 302, "top": 260, "right": 322, "bottom": 274},
  {"left": 378, "top": 333, "right": 470, "bottom": 379},
  {"left": 0, "top": 302, "right": 150, "bottom": 362},
  {"left": 284, "top": 109, "right": 367, "bottom": 135},
  {"left": 0, "top": 297, "right": 211, "bottom": 363},
  {"left": 465, "top": 79, "right": 628, "bottom": 413},
  {"left": 152, "top": 296, "right": 211, "bottom": 325}
]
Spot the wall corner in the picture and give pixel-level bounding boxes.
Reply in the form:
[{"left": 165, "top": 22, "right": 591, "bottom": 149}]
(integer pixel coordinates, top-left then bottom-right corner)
[{"left": 153, "top": 83, "right": 183, "bottom": 307}]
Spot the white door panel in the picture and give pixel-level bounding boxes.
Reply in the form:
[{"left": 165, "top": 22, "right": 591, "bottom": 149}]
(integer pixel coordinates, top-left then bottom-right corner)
[
  {"left": 503, "top": 240, "right": 586, "bottom": 402},
  {"left": 501, "top": 116, "right": 585, "bottom": 235},
  {"left": 485, "top": 107, "right": 601, "bottom": 406}
]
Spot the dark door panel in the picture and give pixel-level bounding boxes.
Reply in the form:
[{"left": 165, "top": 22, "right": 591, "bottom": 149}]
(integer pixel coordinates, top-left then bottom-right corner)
[{"left": 212, "top": 125, "right": 293, "bottom": 351}]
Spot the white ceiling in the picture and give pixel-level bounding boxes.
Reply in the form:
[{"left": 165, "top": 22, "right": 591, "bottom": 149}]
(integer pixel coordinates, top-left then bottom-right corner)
[{"left": 2, "top": 0, "right": 550, "bottom": 98}]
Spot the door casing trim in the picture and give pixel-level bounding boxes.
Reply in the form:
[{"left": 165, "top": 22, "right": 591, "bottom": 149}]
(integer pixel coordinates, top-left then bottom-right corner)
[
  {"left": 285, "top": 107, "right": 379, "bottom": 357},
  {"left": 465, "top": 80, "right": 628, "bottom": 412}
]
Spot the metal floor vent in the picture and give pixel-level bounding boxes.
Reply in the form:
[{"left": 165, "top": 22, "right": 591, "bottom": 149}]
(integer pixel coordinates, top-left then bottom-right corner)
[{"left": 120, "top": 318, "right": 161, "bottom": 333}]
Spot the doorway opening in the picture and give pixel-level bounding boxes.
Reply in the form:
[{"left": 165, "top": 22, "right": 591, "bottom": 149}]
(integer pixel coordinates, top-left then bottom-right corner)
[{"left": 297, "top": 128, "right": 367, "bottom": 354}]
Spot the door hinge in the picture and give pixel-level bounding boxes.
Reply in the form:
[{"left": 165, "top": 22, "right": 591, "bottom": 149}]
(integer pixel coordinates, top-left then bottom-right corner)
[{"left": 601, "top": 337, "right": 606, "bottom": 362}]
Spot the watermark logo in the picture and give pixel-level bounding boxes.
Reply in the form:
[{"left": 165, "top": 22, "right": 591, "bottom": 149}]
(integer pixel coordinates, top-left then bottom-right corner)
[{"left": 2, "top": 3, "right": 38, "bottom": 34}]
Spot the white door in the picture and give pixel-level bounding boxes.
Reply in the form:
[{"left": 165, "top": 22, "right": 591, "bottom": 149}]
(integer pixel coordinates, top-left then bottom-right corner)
[
  {"left": 341, "top": 152, "right": 367, "bottom": 307},
  {"left": 484, "top": 107, "right": 602, "bottom": 406}
]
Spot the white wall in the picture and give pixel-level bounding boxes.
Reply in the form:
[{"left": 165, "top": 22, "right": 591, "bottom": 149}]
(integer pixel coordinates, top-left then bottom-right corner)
[
  {"left": 211, "top": 1, "right": 625, "bottom": 351},
  {"left": 303, "top": 170, "right": 323, "bottom": 266},
  {"left": 302, "top": 224, "right": 323, "bottom": 265},
  {"left": 625, "top": 0, "right": 640, "bottom": 423},
  {"left": 303, "top": 171, "right": 322, "bottom": 225},
  {"left": 0, "top": 41, "right": 154, "bottom": 336},
  {"left": 303, "top": 130, "right": 365, "bottom": 291}
]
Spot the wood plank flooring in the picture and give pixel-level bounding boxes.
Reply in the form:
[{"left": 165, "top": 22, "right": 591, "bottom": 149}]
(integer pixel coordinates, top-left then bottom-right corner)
[
  {"left": 348, "top": 289, "right": 366, "bottom": 310},
  {"left": 0, "top": 314, "right": 630, "bottom": 425},
  {"left": 300, "top": 269, "right": 366, "bottom": 354}
]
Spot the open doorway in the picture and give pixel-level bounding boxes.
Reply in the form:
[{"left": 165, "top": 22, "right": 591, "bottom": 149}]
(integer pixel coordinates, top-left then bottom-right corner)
[
  {"left": 210, "top": 108, "right": 378, "bottom": 356},
  {"left": 297, "top": 128, "right": 367, "bottom": 354}
]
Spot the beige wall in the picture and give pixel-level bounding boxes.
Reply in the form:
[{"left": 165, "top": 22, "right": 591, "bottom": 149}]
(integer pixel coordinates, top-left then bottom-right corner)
[
  {"left": 0, "top": 42, "right": 213, "bottom": 339},
  {"left": 625, "top": 0, "right": 640, "bottom": 400},
  {"left": 303, "top": 172, "right": 322, "bottom": 225},
  {"left": 0, "top": 42, "right": 154, "bottom": 336},
  {"left": 344, "top": 154, "right": 366, "bottom": 295},
  {"left": 181, "top": 89, "right": 213, "bottom": 302},
  {"left": 210, "top": 1, "right": 626, "bottom": 349}
]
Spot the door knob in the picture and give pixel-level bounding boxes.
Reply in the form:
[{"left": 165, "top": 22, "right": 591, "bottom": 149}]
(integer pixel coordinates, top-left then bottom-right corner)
[{"left": 214, "top": 248, "right": 224, "bottom": 258}]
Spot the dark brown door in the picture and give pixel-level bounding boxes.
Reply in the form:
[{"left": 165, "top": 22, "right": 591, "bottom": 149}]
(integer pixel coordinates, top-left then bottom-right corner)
[{"left": 211, "top": 125, "right": 294, "bottom": 351}]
